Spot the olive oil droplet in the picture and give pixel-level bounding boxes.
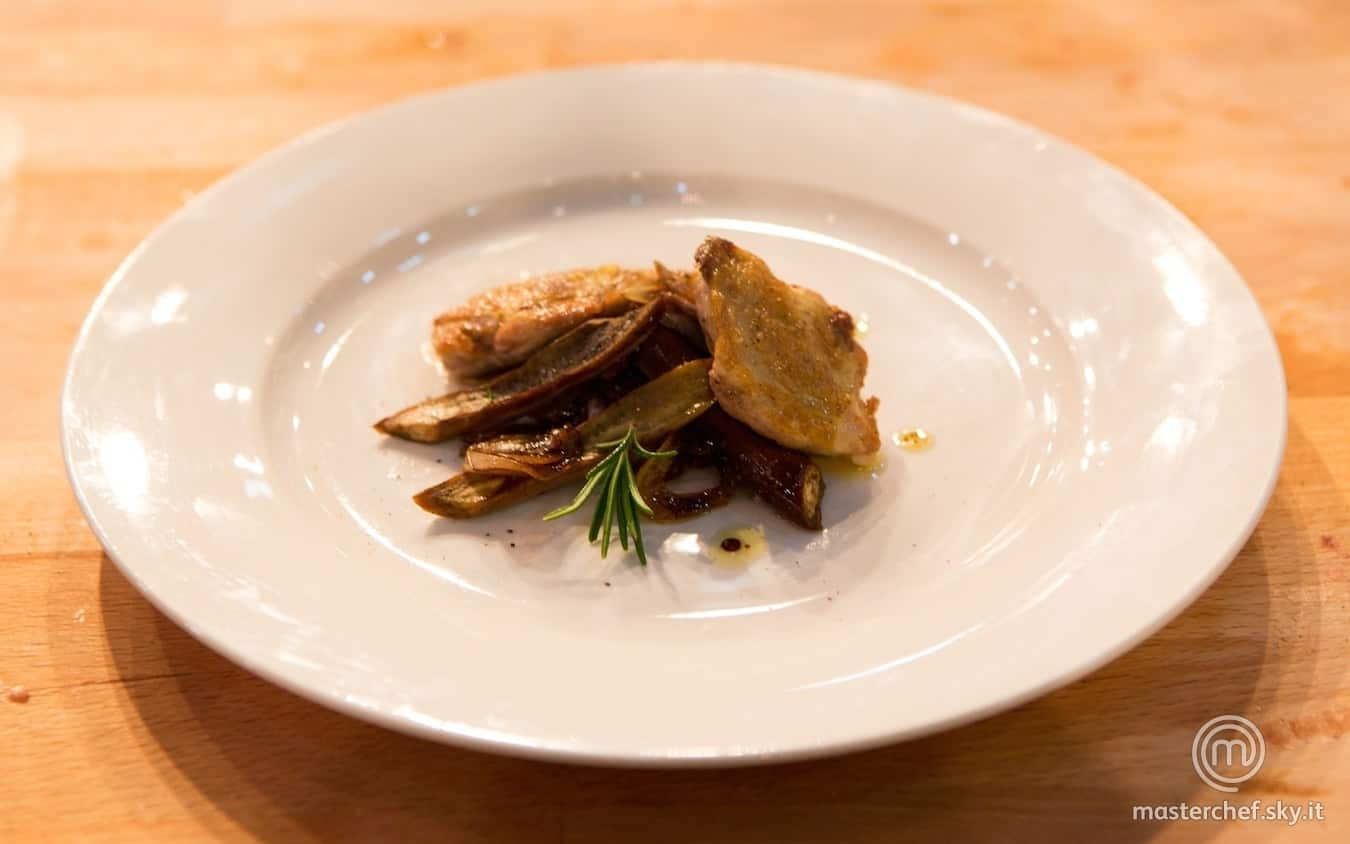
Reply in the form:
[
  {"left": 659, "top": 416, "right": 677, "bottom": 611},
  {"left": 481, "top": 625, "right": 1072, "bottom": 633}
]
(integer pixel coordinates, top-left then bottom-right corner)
[
  {"left": 893, "top": 428, "right": 934, "bottom": 452},
  {"left": 709, "top": 526, "right": 767, "bottom": 566}
]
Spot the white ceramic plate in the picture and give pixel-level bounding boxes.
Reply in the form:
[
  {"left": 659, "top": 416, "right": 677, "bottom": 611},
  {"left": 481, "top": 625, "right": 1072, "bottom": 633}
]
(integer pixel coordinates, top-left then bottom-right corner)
[{"left": 63, "top": 64, "right": 1286, "bottom": 766}]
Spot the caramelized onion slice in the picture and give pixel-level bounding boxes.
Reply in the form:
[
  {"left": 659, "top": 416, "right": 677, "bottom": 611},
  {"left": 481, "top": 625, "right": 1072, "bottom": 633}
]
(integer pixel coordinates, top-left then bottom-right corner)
[
  {"left": 634, "top": 432, "right": 735, "bottom": 522},
  {"left": 463, "top": 429, "right": 582, "bottom": 479}
]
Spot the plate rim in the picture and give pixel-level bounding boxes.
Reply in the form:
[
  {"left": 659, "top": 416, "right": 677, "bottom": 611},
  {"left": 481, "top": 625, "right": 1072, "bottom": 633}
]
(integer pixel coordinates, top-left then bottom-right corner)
[{"left": 61, "top": 61, "right": 1288, "bottom": 767}]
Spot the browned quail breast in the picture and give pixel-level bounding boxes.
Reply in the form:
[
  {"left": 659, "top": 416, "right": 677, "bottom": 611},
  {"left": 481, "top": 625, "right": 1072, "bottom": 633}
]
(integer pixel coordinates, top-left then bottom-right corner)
[
  {"left": 432, "top": 265, "right": 660, "bottom": 377},
  {"left": 691, "top": 237, "right": 881, "bottom": 457}
]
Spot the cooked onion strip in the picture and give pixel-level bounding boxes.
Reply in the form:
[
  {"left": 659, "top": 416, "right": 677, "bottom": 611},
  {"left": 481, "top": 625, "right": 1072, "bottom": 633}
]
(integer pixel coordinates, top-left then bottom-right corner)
[{"left": 633, "top": 432, "right": 735, "bottom": 522}]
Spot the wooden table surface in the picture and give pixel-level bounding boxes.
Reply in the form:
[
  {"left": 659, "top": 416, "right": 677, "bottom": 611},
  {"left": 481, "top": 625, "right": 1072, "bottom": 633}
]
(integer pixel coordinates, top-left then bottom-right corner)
[{"left": 3, "top": 1, "right": 1347, "bottom": 840}]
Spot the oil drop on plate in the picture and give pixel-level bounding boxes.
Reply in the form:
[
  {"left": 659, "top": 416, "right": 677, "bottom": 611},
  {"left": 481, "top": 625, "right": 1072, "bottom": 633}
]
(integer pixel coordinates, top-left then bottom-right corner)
[
  {"left": 709, "top": 526, "right": 767, "bottom": 566},
  {"left": 893, "top": 428, "right": 933, "bottom": 452}
]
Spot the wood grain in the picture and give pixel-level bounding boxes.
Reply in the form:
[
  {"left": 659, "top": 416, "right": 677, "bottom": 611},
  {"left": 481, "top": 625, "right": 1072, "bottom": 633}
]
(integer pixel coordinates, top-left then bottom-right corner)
[{"left": 2, "top": 1, "right": 1347, "bottom": 840}]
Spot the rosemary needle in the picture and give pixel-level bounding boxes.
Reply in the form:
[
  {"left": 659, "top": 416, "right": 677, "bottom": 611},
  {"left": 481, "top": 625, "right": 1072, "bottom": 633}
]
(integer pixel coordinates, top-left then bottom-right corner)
[{"left": 542, "top": 426, "right": 675, "bottom": 565}]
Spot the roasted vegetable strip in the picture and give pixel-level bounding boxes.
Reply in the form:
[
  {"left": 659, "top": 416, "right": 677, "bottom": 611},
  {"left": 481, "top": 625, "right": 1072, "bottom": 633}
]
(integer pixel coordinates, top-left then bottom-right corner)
[
  {"left": 636, "top": 327, "right": 825, "bottom": 530},
  {"left": 577, "top": 359, "right": 715, "bottom": 448},
  {"left": 415, "top": 360, "right": 717, "bottom": 517},
  {"left": 709, "top": 413, "right": 825, "bottom": 530},
  {"left": 462, "top": 359, "right": 715, "bottom": 478},
  {"left": 414, "top": 462, "right": 590, "bottom": 519},
  {"left": 376, "top": 300, "right": 665, "bottom": 443}
]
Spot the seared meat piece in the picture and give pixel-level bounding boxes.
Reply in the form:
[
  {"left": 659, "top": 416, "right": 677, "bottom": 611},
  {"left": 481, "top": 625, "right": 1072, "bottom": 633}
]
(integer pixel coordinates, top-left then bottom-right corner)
[
  {"left": 690, "top": 237, "right": 880, "bottom": 457},
  {"left": 432, "top": 265, "right": 659, "bottom": 377}
]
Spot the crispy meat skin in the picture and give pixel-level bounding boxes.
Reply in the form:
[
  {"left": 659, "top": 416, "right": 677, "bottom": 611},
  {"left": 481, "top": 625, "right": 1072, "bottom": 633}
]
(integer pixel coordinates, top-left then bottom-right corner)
[
  {"left": 432, "top": 265, "right": 657, "bottom": 377},
  {"left": 692, "top": 237, "right": 880, "bottom": 456}
]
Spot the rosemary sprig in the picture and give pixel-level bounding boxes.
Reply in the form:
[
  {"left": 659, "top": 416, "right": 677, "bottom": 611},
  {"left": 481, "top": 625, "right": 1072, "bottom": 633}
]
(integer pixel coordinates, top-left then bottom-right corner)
[{"left": 542, "top": 426, "right": 675, "bottom": 565}]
